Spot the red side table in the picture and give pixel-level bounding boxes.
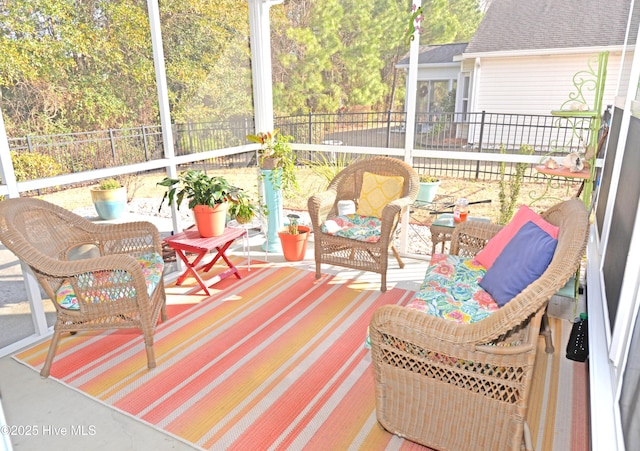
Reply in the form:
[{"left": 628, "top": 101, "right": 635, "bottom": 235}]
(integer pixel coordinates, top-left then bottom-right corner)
[{"left": 164, "top": 226, "right": 247, "bottom": 295}]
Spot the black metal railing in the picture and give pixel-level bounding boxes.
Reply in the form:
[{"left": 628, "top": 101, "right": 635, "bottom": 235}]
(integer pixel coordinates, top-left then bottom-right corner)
[{"left": 7, "top": 111, "right": 594, "bottom": 182}]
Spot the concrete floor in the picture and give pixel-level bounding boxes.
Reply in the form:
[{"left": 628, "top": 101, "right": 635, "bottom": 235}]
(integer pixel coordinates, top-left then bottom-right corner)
[{"left": 0, "top": 221, "right": 580, "bottom": 451}]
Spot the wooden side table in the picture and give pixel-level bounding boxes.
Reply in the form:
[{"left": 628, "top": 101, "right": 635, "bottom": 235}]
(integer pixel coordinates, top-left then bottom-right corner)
[
  {"left": 164, "top": 226, "right": 247, "bottom": 295},
  {"left": 430, "top": 214, "right": 490, "bottom": 254}
]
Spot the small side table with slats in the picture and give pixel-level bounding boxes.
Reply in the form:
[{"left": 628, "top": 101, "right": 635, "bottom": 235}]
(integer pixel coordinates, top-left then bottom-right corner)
[{"left": 164, "top": 226, "right": 247, "bottom": 295}]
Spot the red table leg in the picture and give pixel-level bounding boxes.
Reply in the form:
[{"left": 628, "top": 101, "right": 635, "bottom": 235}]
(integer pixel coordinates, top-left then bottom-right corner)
[
  {"left": 165, "top": 227, "right": 246, "bottom": 295},
  {"left": 173, "top": 248, "right": 212, "bottom": 295}
]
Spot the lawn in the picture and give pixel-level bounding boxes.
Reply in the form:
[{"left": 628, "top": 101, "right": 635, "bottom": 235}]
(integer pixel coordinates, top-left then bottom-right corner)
[{"left": 39, "top": 166, "right": 583, "bottom": 226}]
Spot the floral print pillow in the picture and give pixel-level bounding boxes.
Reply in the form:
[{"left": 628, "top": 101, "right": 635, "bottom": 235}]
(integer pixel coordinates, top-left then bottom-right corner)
[
  {"left": 320, "top": 214, "right": 382, "bottom": 243},
  {"left": 407, "top": 253, "right": 498, "bottom": 324}
]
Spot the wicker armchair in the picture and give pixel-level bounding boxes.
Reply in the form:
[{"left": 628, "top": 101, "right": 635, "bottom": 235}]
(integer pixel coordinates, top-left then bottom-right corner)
[
  {"left": 369, "top": 199, "right": 588, "bottom": 451},
  {"left": 0, "top": 198, "right": 167, "bottom": 377},
  {"left": 307, "top": 157, "right": 419, "bottom": 292}
]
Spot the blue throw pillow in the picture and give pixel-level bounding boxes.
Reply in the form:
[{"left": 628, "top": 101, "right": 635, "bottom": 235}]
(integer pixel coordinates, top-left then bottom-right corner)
[{"left": 479, "top": 221, "right": 558, "bottom": 306}]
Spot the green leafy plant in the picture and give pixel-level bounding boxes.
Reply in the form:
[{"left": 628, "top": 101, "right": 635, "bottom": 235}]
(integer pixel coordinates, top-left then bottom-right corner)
[
  {"left": 303, "top": 152, "right": 355, "bottom": 190},
  {"left": 157, "top": 170, "right": 242, "bottom": 211},
  {"left": 97, "top": 178, "right": 122, "bottom": 190},
  {"left": 419, "top": 175, "right": 439, "bottom": 183},
  {"left": 498, "top": 144, "right": 534, "bottom": 224},
  {"left": 10, "top": 151, "right": 63, "bottom": 182},
  {"left": 228, "top": 191, "right": 264, "bottom": 224},
  {"left": 246, "top": 129, "right": 299, "bottom": 193}
]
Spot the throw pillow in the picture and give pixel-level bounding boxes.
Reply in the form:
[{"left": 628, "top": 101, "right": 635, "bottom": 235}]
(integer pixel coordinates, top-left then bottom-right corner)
[
  {"left": 475, "top": 204, "right": 559, "bottom": 269},
  {"left": 479, "top": 221, "right": 558, "bottom": 306},
  {"left": 356, "top": 172, "right": 404, "bottom": 218}
]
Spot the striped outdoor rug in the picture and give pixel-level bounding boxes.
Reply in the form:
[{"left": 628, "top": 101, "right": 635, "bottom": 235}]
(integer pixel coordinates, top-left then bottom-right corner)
[
  {"left": 527, "top": 315, "right": 590, "bottom": 451},
  {"left": 14, "top": 260, "right": 588, "bottom": 450}
]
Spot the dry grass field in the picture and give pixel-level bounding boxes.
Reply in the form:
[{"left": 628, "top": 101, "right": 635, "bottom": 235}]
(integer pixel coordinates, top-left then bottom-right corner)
[{"left": 39, "top": 165, "right": 585, "bottom": 226}]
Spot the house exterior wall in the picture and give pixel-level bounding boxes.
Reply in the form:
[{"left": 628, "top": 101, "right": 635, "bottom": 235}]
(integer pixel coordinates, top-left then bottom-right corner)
[
  {"left": 417, "top": 64, "right": 461, "bottom": 81},
  {"left": 469, "top": 52, "right": 625, "bottom": 115}
]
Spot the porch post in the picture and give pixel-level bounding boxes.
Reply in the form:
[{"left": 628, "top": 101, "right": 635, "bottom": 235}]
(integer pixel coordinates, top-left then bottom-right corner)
[
  {"left": 248, "top": 0, "right": 281, "bottom": 133},
  {"left": 0, "top": 108, "right": 17, "bottom": 198},
  {"left": 0, "top": 108, "right": 50, "bottom": 338},
  {"left": 249, "top": 0, "right": 283, "bottom": 252},
  {"left": 147, "top": 0, "right": 181, "bottom": 234},
  {"left": 400, "top": 0, "right": 421, "bottom": 254}
]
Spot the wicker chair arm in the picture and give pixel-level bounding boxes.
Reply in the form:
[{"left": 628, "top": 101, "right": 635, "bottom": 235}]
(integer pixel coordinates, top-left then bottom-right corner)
[
  {"left": 35, "top": 252, "right": 145, "bottom": 280},
  {"left": 450, "top": 220, "right": 503, "bottom": 256},
  {"left": 384, "top": 195, "right": 414, "bottom": 213},
  {"left": 372, "top": 305, "right": 540, "bottom": 358},
  {"left": 378, "top": 196, "right": 412, "bottom": 236},
  {"left": 307, "top": 189, "right": 338, "bottom": 228},
  {"left": 371, "top": 304, "right": 505, "bottom": 349}
]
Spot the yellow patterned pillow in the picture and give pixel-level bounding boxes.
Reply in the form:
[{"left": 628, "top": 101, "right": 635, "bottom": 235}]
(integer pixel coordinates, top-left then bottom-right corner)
[{"left": 356, "top": 172, "right": 404, "bottom": 218}]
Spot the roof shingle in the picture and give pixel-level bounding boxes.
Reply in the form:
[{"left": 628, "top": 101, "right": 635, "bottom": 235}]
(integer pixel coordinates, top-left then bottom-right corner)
[
  {"left": 397, "top": 43, "right": 468, "bottom": 67},
  {"left": 465, "top": 0, "right": 639, "bottom": 54}
]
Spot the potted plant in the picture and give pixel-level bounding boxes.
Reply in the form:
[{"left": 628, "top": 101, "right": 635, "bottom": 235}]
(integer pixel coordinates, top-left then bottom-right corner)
[
  {"left": 246, "top": 129, "right": 299, "bottom": 192},
  {"left": 228, "top": 191, "right": 264, "bottom": 224},
  {"left": 416, "top": 174, "right": 441, "bottom": 203},
  {"left": 90, "top": 178, "right": 127, "bottom": 220},
  {"left": 278, "top": 213, "right": 310, "bottom": 261},
  {"left": 246, "top": 129, "right": 299, "bottom": 252},
  {"left": 157, "top": 170, "right": 242, "bottom": 237}
]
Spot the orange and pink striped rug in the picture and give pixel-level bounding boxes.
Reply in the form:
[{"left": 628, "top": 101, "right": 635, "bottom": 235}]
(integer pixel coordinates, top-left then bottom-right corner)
[{"left": 14, "top": 261, "right": 588, "bottom": 450}]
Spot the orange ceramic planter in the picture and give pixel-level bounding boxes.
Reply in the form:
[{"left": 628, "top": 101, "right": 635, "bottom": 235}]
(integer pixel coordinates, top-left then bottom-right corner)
[
  {"left": 278, "top": 226, "right": 310, "bottom": 261},
  {"left": 192, "top": 203, "right": 228, "bottom": 237}
]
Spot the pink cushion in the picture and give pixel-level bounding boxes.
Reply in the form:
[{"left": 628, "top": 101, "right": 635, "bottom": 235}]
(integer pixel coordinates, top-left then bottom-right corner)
[{"left": 475, "top": 205, "right": 559, "bottom": 269}]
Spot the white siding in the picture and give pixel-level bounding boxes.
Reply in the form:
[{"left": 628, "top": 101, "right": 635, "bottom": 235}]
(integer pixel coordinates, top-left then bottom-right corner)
[
  {"left": 471, "top": 52, "right": 624, "bottom": 115},
  {"left": 417, "top": 64, "right": 461, "bottom": 81}
]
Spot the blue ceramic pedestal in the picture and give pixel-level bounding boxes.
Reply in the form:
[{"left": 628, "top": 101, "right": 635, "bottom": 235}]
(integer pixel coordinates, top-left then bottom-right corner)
[{"left": 261, "top": 169, "right": 283, "bottom": 252}]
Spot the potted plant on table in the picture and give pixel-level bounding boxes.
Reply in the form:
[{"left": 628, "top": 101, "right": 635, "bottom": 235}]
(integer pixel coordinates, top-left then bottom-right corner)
[
  {"left": 416, "top": 174, "right": 441, "bottom": 203},
  {"left": 157, "top": 170, "right": 243, "bottom": 237},
  {"left": 278, "top": 213, "right": 310, "bottom": 261},
  {"left": 90, "top": 178, "right": 127, "bottom": 220}
]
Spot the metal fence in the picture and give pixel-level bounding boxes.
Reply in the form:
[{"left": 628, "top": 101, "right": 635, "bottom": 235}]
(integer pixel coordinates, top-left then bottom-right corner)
[
  {"left": 7, "top": 110, "right": 594, "bottom": 182},
  {"left": 275, "top": 110, "right": 594, "bottom": 181}
]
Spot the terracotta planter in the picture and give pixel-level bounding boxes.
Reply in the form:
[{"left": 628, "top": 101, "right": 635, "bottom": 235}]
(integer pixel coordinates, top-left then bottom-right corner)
[
  {"left": 278, "top": 225, "right": 310, "bottom": 261},
  {"left": 90, "top": 186, "right": 127, "bottom": 220},
  {"left": 192, "top": 203, "right": 228, "bottom": 237}
]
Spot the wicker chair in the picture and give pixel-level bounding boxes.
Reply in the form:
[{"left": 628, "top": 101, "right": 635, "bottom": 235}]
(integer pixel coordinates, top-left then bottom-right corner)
[
  {"left": 369, "top": 199, "right": 589, "bottom": 451},
  {"left": 307, "top": 157, "right": 419, "bottom": 292},
  {"left": 0, "top": 198, "right": 167, "bottom": 377}
]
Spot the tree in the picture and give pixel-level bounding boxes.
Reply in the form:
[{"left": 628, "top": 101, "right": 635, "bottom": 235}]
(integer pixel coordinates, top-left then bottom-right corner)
[
  {"left": 0, "top": 0, "right": 157, "bottom": 135},
  {"left": 0, "top": 0, "right": 252, "bottom": 137},
  {"left": 416, "top": 0, "right": 483, "bottom": 44},
  {"left": 272, "top": 0, "right": 483, "bottom": 115},
  {"left": 272, "top": 0, "right": 407, "bottom": 114},
  {"left": 159, "top": 0, "right": 252, "bottom": 124}
]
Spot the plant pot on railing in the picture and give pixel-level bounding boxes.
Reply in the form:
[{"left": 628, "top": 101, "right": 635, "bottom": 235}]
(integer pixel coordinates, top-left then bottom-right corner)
[
  {"left": 90, "top": 179, "right": 127, "bottom": 220},
  {"left": 416, "top": 177, "right": 441, "bottom": 203}
]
